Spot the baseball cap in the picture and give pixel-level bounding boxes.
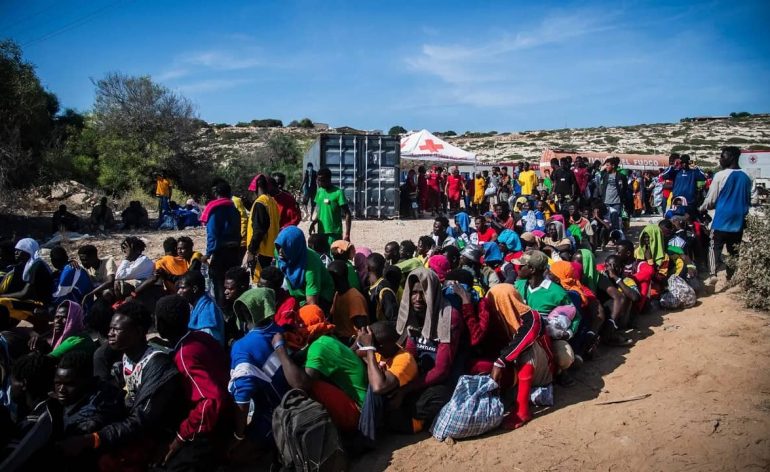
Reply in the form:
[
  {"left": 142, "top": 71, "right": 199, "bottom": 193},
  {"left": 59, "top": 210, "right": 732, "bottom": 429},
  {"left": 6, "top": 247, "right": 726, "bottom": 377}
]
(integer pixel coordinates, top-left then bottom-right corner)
[
  {"left": 460, "top": 244, "right": 482, "bottom": 263},
  {"left": 511, "top": 250, "right": 549, "bottom": 270}
]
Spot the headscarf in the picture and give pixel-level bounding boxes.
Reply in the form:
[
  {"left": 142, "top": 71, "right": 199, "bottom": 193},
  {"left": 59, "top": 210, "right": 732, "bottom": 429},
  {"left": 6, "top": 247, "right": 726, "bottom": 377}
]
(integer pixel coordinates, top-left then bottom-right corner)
[
  {"left": 549, "top": 261, "right": 588, "bottom": 305},
  {"left": 428, "top": 255, "right": 451, "bottom": 282},
  {"left": 531, "top": 230, "right": 546, "bottom": 239},
  {"left": 275, "top": 226, "right": 308, "bottom": 289},
  {"left": 396, "top": 268, "right": 453, "bottom": 343},
  {"left": 248, "top": 173, "right": 274, "bottom": 192},
  {"left": 14, "top": 238, "right": 44, "bottom": 282},
  {"left": 635, "top": 224, "right": 666, "bottom": 266},
  {"left": 514, "top": 196, "right": 528, "bottom": 210},
  {"left": 297, "top": 304, "right": 335, "bottom": 344},
  {"left": 330, "top": 240, "right": 355, "bottom": 260},
  {"left": 482, "top": 242, "right": 503, "bottom": 264},
  {"left": 486, "top": 283, "right": 532, "bottom": 337},
  {"left": 550, "top": 214, "right": 565, "bottom": 225},
  {"left": 578, "top": 249, "right": 599, "bottom": 292},
  {"left": 354, "top": 247, "right": 372, "bottom": 288},
  {"left": 520, "top": 232, "right": 542, "bottom": 249},
  {"left": 234, "top": 288, "right": 276, "bottom": 326},
  {"left": 546, "top": 220, "right": 566, "bottom": 242},
  {"left": 51, "top": 301, "right": 85, "bottom": 349},
  {"left": 497, "top": 229, "right": 522, "bottom": 252},
  {"left": 454, "top": 212, "right": 472, "bottom": 236}
]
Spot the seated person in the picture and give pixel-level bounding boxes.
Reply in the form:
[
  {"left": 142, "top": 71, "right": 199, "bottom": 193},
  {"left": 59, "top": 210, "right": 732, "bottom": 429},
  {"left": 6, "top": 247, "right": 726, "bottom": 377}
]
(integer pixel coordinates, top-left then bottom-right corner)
[
  {"left": 50, "top": 246, "right": 92, "bottom": 305},
  {"left": 275, "top": 227, "right": 335, "bottom": 313},
  {"left": 513, "top": 251, "right": 574, "bottom": 315},
  {"left": 57, "top": 302, "right": 181, "bottom": 469},
  {"left": 38, "top": 301, "right": 97, "bottom": 359},
  {"left": 174, "top": 199, "right": 202, "bottom": 228},
  {"left": 399, "top": 240, "right": 416, "bottom": 261},
  {"left": 329, "top": 240, "right": 362, "bottom": 291},
  {"left": 471, "top": 215, "right": 497, "bottom": 244},
  {"left": 154, "top": 295, "right": 232, "bottom": 470},
  {"left": 482, "top": 241, "right": 511, "bottom": 286},
  {"left": 177, "top": 271, "right": 226, "bottom": 346},
  {"left": 121, "top": 201, "right": 149, "bottom": 230},
  {"left": 114, "top": 237, "right": 154, "bottom": 291},
  {"left": 222, "top": 266, "right": 251, "bottom": 345},
  {"left": 431, "top": 216, "right": 456, "bottom": 250},
  {"left": 327, "top": 260, "right": 369, "bottom": 342},
  {"left": 542, "top": 221, "right": 572, "bottom": 255},
  {"left": 521, "top": 200, "right": 545, "bottom": 233},
  {"left": 354, "top": 322, "right": 418, "bottom": 442},
  {"left": 228, "top": 287, "right": 290, "bottom": 454},
  {"left": 366, "top": 253, "right": 398, "bottom": 323},
  {"left": 258, "top": 266, "right": 299, "bottom": 324},
  {"left": 52, "top": 204, "right": 81, "bottom": 233},
  {"left": 271, "top": 305, "right": 368, "bottom": 433},
  {"left": 391, "top": 268, "right": 465, "bottom": 433},
  {"left": 89, "top": 197, "right": 115, "bottom": 231},
  {"left": 596, "top": 254, "right": 638, "bottom": 346},
  {"left": 0, "top": 239, "right": 52, "bottom": 331},
  {"left": 77, "top": 245, "right": 117, "bottom": 305}
]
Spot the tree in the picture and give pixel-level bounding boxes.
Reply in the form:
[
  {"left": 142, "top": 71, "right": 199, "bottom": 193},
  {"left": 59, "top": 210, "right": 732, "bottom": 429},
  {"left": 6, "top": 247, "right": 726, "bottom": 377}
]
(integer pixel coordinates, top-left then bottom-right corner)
[
  {"left": 297, "top": 118, "right": 314, "bottom": 129},
  {"left": 0, "top": 39, "right": 59, "bottom": 189},
  {"left": 388, "top": 125, "right": 407, "bottom": 135},
  {"left": 91, "top": 72, "right": 205, "bottom": 194},
  {"left": 250, "top": 118, "right": 283, "bottom": 127}
]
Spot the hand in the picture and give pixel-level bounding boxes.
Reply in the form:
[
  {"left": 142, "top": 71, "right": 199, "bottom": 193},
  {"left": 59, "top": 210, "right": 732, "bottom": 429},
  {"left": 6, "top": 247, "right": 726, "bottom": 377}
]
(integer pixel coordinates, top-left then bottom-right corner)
[
  {"left": 343, "top": 233, "right": 351, "bottom": 242},
  {"left": 606, "top": 267, "right": 618, "bottom": 279},
  {"left": 490, "top": 364, "right": 504, "bottom": 386},
  {"left": 449, "top": 282, "right": 471, "bottom": 305},
  {"left": 163, "top": 436, "right": 184, "bottom": 465},
  {"left": 28, "top": 334, "right": 41, "bottom": 351},
  {"left": 272, "top": 332, "right": 284, "bottom": 347},
  {"left": 246, "top": 252, "right": 256, "bottom": 268},
  {"left": 356, "top": 326, "right": 374, "bottom": 348},
  {"left": 57, "top": 435, "right": 91, "bottom": 457}
]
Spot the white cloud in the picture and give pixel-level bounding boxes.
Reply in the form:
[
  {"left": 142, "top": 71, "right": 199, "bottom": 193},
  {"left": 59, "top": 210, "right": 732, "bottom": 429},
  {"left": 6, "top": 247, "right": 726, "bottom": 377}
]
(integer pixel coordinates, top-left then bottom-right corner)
[
  {"left": 176, "top": 78, "right": 252, "bottom": 94},
  {"left": 157, "top": 47, "right": 263, "bottom": 82}
]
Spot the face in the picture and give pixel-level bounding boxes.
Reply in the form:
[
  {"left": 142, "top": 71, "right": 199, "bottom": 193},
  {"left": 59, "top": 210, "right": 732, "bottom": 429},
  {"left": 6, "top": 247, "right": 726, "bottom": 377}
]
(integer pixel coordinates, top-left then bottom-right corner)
[
  {"left": 384, "top": 244, "right": 399, "bottom": 261},
  {"left": 14, "top": 249, "right": 29, "bottom": 264},
  {"left": 536, "top": 201, "right": 545, "bottom": 212},
  {"left": 400, "top": 246, "right": 412, "bottom": 260},
  {"left": 54, "top": 368, "right": 88, "bottom": 406},
  {"left": 475, "top": 217, "right": 485, "bottom": 229},
  {"left": 177, "top": 280, "right": 197, "bottom": 303},
  {"left": 547, "top": 224, "right": 558, "bottom": 240},
  {"left": 433, "top": 220, "right": 443, "bottom": 235},
  {"left": 616, "top": 245, "right": 631, "bottom": 262},
  {"left": 640, "top": 233, "right": 650, "bottom": 247},
  {"left": 568, "top": 205, "right": 578, "bottom": 218},
  {"left": 121, "top": 242, "right": 140, "bottom": 261},
  {"left": 107, "top": 314, "right": 141, "bottom": 352},
  {"left": 177, "top": 241, "right": 193, "bottom": 260},
  {"left": 719, "top": 152, "right": 731, "bottom": 168},
  {"left": 524, "top": 163, "right": 530, "bottom": 171},
  {"left": 494, "top": 205, "right": 505, "bottom": 219},
  {"left": 54, "top": 305, "right": 68, "bottom": 332},
  {"left": 317, "top": 173, "right": 331, "bottom": 188},
  {"left": 606, "top": 256, "right": 622, "bottom": 274},
  {"left": 224, "top": 279, "right": 242, "bottom": 302},
  {"left": 410, "top": 282, "right": 426, "bottom": 314},
  {"left": 660, "top": 225, "right": 673, "bottom": 239},
  {"left": 517, "top": 263, "right": 533, "bottom": 279},
  {"left": 417, "top": 241, "right": 430, "bottom": 256},
  {"left": 277, "top": 245, "right": 287, "bottom": 260}
]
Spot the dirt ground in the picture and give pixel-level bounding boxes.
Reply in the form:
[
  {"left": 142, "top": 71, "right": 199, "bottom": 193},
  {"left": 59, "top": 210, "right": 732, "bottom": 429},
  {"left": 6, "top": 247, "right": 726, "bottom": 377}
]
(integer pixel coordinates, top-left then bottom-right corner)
[{"left": 28, "top": 216, "right": 770, "bottom": 472}]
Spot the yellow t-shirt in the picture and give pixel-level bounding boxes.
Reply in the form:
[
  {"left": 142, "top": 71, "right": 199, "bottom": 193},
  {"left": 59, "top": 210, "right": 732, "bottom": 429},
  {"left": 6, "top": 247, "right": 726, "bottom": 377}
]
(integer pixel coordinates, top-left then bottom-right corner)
[
  {"left": 155, "top": 177, "right": 172, "bottom": 197},
  {"left": 375, "top": 349, "right": 418, "bottom": 387},
  {"left": 518, "top": 170, "right": 538, "bottom": 196}
]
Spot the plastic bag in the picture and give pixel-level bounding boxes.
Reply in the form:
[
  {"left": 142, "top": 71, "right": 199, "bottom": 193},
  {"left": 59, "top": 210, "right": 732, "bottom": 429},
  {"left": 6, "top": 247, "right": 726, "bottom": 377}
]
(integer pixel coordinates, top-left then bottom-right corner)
[
  {"left": 660, "top": 275, "right": 697, "bottom": 309},
  {"left": 431, "top": 375, "right": 504, "bottom": 441},
  {"left": 530, "top": 384, "right": 554, "bottom": 406}
]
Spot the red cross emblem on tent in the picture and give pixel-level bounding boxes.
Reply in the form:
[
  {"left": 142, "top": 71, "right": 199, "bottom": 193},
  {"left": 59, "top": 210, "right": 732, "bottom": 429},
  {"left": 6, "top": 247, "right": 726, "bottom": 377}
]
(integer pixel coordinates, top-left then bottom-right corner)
[
  {"left": 419, "top": 139, "right": 444, "bottom": 153},
  {"left": 750, "top": 155, "right": 758, "bottom": 164}
]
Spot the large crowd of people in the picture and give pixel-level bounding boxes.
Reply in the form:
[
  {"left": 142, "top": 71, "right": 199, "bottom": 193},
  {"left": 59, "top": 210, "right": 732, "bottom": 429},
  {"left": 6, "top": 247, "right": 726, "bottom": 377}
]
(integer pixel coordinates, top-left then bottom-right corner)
[{"left": 0, "top": 146, "right": 752, "bottom": 470}]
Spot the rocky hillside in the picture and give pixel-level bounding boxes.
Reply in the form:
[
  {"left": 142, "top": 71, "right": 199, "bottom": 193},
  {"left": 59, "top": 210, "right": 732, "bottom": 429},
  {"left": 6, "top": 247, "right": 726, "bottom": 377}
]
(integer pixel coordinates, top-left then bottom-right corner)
[{"left": 197, "top": 115, "right": 770, "bottom": 167}]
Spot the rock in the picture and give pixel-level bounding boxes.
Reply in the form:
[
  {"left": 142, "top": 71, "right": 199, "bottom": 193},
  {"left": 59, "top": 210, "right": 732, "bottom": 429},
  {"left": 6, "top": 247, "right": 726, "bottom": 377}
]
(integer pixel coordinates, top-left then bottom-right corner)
[{"left": 68, "top": 192, "right": 90, "bottom": 206}]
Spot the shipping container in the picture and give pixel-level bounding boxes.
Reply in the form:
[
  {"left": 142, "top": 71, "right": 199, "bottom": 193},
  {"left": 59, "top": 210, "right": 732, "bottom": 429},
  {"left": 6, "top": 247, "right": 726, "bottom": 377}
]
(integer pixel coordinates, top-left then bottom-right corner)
[{"left": 303, "top": 134, "right": 400, "bottom": 219}]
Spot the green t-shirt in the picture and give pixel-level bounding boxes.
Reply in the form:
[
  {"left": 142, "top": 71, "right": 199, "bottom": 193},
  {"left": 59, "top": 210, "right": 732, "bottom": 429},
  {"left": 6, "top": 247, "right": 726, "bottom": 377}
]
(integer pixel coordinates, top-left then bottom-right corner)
[
  {"left": 305, "top": 335, "right": 368, "bottom": 406},
  {"left": 314, "top": 186, "right": 347, "bottom": 237},
  {"left": 514, "top": 278, "right": 572, "bottom": 314},
  {"left": 286, "top": 249, "right": 335, "bottom": 304},
  {"left": 49, "top": 334, "right": 98, "bottom": 359},
  {"left": 346, "top": 262, "right": 361, "bottom": 291}
]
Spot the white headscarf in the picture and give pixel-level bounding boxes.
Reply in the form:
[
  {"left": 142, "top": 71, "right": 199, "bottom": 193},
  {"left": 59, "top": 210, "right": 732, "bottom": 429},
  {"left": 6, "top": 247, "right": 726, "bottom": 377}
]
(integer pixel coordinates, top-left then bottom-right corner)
[{"left": 14, "top": 238, "right": 43, "bottom": 282}]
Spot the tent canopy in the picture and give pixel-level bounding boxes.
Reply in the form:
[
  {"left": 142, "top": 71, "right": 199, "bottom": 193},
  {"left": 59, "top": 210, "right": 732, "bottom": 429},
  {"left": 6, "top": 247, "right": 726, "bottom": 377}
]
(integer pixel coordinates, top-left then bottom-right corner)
[{"left": 400, "top": 129, "right": 476, "bottom": 165}]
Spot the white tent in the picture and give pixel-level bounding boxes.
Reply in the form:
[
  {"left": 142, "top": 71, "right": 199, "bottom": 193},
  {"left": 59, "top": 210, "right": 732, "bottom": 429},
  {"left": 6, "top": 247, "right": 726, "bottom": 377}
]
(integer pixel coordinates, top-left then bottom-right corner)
[{"left": 400, "top": 129, "right": 476, "bottom": 165}]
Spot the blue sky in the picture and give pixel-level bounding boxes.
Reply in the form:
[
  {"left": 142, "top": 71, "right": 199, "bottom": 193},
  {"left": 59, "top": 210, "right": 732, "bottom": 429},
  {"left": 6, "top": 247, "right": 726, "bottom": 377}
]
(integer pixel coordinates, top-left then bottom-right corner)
[{"left": 3, "top": 0, "right": 769, "bottom": 132}]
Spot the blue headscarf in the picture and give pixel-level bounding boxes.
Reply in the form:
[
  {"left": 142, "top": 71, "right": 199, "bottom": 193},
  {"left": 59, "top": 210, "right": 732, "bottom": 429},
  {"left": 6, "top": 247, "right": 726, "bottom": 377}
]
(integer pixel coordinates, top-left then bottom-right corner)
[
  {"left": 483, "top": 242, "right": 503, "bottom": 264},
  {"left": 275, "top": 226, "right": 308, "bottom": 289},
  {"left": 453, "top": 212, "right": 473, "bottom": 236},
  {"left": 497, "top": 229, "right": 522, "bottom": 252}
]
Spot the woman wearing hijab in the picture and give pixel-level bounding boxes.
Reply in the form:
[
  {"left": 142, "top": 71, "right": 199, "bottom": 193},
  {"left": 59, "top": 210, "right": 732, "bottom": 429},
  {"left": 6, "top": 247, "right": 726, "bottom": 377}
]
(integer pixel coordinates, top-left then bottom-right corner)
[
  {"left": 392, "top": 268, "right": 465, "bottom": 433},
  {"left": 487, "top": 284, "right": 554, "bottom": 430},
  {"left": 0, "top": 238, "right": 52, "bottom": 330},
  {"left": 274, "top": 226, "right": 335, "bottom": 313},
  {"left": 47, "top": 301, "right": 97, "bottom": 359},
  {"left": 543, "top": 220, "right": 572, "bottom": 255}
]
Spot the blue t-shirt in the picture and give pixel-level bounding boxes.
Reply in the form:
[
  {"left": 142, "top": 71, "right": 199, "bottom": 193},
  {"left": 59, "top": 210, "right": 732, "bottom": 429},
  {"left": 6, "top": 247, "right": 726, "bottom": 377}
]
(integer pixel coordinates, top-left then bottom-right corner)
[
  {"left": 229, "top": 323, "right": 289, "bottom": 405},
  {"left": 712, "top": 169, "right": 752, "bottom": 233},
  {"left": 662, "top": 167, "right": 706, "bottom": 204}
]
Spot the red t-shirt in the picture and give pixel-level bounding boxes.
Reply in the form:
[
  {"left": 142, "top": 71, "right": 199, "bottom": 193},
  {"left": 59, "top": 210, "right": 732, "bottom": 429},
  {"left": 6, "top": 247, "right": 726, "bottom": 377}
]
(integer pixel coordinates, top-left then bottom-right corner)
[{"left": 476, "top": 226, "right": 497, "bottom": 243}]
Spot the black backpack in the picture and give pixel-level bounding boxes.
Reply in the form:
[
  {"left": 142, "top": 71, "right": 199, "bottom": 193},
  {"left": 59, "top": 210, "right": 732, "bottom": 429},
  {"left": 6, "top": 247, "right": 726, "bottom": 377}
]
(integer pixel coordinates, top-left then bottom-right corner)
[{"left": 272, "top": 389, "right": 348, "bottom": 472}]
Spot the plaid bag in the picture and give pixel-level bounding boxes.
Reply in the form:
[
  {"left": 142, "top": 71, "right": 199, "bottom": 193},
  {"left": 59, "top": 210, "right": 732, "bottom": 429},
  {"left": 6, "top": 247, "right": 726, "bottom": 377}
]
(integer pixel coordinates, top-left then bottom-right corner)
[{"left": 430, "top": 375, "right": 504, "bottom": 441}]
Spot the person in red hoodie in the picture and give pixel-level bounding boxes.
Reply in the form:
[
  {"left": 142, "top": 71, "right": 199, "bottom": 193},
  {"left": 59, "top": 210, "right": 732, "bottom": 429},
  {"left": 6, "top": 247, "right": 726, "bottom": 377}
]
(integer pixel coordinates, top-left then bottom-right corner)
[
  {"left": 154, "top": 294, "right": 233, "bottom": 471},
  {"left": 270, "top": 173, "right": 302, "bottom": 228}
]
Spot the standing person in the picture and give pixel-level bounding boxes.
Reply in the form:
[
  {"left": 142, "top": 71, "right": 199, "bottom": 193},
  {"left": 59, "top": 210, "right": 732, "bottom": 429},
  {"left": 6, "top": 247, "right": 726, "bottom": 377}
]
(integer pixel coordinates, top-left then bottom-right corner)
[
  {"left": 598, "top": 157, "right": 628, "bottom": 232},
  {"left": 417, "top": 166, "right": 428, "bottom": 216},
  {"left": 246, "top": 174, "right": 280, "bottom": 282},
  {"left": 700, "top": 146, "right": 752, "bottom": 285},
  {"left": 551, "top": 157, "right": 578, "bottom": 203},
  {"left": 200, "top": 180, "right": 242, "bottom": 307},
  {"left": 311, "top": 168, "right": 352, "bottom": 244},
  {"left": 473, "top": 172, "right": 486, "bottom": 214},
  {"left": 573, "top": 158, "right": 590, "bottom": 203},
  {"left": 300, "top": 162, "right": 318, "bottom": 221},
  {"left": 155, "top": 172, "right": 173, "bottom": 220},
  {"left": 444, "top": 166, "right": 465, "bottom": 212},
  {"left": 154, "top": 295, "right": 232, "bottom": 471},
  {"left": 498, "top": 166, "right": 512, "bottom": 204},
  {"left": 270, "top": 172, "right": 302, "bottom": 229},
  {"left": 661, "top": 154, "right": 706, "bottom": 211},
  {"left": 517, "top": 162, "right": 539, "bottom": 199}
]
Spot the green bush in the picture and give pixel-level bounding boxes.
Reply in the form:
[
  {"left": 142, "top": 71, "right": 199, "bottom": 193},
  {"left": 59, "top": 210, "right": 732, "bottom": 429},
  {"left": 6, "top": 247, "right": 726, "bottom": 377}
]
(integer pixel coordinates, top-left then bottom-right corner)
[
  {"left": 735, "top": 204, "right": 770, "bottom": 310},
  {"left": 749, "top": 145, "right": 770, "bottom": 151},
  {"left": 726, "top": 137, "right": 749, "bottom": 144}
]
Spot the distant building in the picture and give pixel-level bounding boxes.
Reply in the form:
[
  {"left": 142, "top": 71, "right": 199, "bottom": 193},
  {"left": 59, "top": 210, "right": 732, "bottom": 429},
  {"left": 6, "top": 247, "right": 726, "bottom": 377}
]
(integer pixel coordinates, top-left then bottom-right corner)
[
  {"left": 313, "top": 122, "right": 330, "bottom": 130},
  {"left": 680, "top": 116, "right": 730, "bottom": 123}
]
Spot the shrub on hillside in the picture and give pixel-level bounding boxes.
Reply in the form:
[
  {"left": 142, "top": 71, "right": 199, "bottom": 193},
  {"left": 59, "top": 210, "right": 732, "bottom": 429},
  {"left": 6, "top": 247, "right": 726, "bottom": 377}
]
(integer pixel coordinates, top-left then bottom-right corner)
[{"left": 734, "top": 204, "right": 770, "bottom": 311}]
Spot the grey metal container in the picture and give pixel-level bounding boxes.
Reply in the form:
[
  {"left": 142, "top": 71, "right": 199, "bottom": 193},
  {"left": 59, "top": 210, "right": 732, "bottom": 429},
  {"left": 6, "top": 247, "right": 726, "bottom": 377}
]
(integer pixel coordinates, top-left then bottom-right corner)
[{"left": 303, "top": 134, "right": 400, "bottom": 219}]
